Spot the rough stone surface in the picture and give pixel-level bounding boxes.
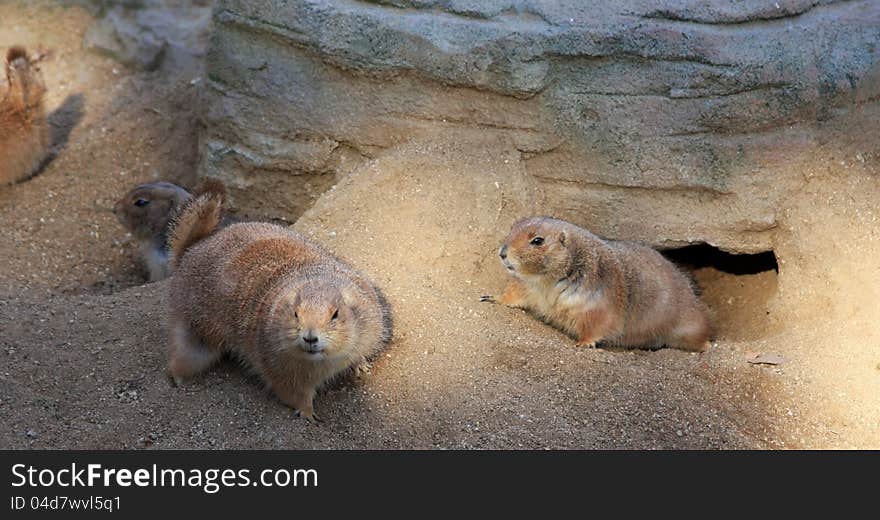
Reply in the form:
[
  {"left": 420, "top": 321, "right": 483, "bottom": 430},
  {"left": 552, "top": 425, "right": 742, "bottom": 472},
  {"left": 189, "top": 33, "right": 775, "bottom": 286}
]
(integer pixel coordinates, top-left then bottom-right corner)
[
  {"left": 83, "top": 1, "right": 212, "bottom": 72},
  {"left": 200, "top": 0, "right": 880, "bottom": 253}
]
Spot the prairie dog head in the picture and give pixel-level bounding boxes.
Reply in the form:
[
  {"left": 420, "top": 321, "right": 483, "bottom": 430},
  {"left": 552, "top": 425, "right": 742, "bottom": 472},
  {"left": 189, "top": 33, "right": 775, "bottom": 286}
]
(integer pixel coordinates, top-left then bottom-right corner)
[
  {"left": 5, "top": 47, "right": 46, "bottom": 108},
  {"left": 114, "top": 182, "right": 192, "bottom": 241},
  {"left": 273, "top": 282, "right": 357, "bottom": 361},
  {"left": 499, "top": 217, "right": 572, "bottom": 278}
]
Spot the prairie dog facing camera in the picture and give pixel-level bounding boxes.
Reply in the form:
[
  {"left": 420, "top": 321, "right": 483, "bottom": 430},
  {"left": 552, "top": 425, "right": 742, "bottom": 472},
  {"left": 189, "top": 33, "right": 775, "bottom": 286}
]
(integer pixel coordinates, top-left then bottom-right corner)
[
  {"left": 0, "top": 47, "right": 49, "bottom": 186},
  {"left": 482, "top": 217, "right": 711, "bottom": 352},
  {"left": 113, "top": 178, "right": 227, "bottom": 282},
  {"left": 166, "top": 194, "right": 392, "bottom": 421}
]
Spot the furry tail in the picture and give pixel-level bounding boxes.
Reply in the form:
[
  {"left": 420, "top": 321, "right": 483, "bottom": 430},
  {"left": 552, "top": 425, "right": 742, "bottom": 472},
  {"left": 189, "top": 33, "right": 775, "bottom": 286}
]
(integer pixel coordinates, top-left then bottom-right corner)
[
  {"left": 168, "top": 192, "right": 223, "bottom": 268},
  {"left": 192, "top": 177, "right": 227, "bottom": 201},
  {"left": 5, "top": 46, "right": 46, "bottom": 112},
  {"left": 6, "top": 46, "right": 28, "bottom": 64}
]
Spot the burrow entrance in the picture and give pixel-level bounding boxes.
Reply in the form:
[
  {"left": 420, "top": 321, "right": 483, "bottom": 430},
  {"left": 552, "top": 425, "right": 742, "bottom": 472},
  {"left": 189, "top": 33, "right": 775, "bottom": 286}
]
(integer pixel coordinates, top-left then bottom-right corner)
[
  {"left": 662, "top": 244, "right": 779, "bottom": 342},
  {"left": 662, "top": 244, "right": 778, "bottom": 274}
]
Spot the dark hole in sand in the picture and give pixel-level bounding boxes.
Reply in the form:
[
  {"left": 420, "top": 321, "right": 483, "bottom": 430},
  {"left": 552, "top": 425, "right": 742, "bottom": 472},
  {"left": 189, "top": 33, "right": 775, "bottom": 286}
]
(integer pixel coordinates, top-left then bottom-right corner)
[
  {"left": 662, "top": 243, "right": 778, "bottom": 275},
  {"left": 662, "top": 243, "right": 779, "bottom": 341}
]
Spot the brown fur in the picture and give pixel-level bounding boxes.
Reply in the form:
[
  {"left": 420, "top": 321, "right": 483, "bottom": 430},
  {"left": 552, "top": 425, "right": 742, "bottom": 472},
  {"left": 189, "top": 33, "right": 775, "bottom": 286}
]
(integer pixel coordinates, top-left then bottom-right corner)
[
  {"left": 484, "top": 217, "right": 712, "bottom": 352},
  {"left": 167, "top": 218, "right": 392, "bottom": 421},
  {"left": 167, "top": 192, "right": 222, "bottom": 268},
  {"left": 114, "top": 182, "right": 194, "bottom": 281},
  {"left": 192, "top": 176, "right": 227, "bottom": 202},
  {"left": 114, "top": 178, "right": 230, "bottom": 281},
  {"left": 0, "top": 46, "right": 49, "bottom": 185}
]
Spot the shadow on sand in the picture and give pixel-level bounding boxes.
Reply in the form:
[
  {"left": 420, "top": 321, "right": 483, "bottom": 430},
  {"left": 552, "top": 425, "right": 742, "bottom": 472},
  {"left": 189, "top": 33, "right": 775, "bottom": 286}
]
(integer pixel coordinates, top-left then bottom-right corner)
[{"left": 28, "top": 93, "right": 85, "bottom": 179}]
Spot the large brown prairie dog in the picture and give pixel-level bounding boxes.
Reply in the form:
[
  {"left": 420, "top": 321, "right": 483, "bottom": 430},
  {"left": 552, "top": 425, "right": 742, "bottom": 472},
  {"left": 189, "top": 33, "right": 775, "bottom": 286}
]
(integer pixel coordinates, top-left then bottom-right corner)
[
  {"left": 166, "top": 195, "right": 392, "bottom": 421},
  {"left": 482, "top": 217, "right": 712, "bottom": 352},
  {"left": 0, "top": 47, "right": 49, "bottom": 185},
  {"left": 113, "top": 178, "right": 229, "bottom": 282}
]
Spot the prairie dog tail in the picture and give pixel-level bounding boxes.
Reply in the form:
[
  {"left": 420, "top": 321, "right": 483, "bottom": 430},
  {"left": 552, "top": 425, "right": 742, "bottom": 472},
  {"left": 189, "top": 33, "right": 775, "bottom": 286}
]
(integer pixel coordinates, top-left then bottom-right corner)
[
  {"left": 192, "top": 177, "right": 227, "bottom": 201},
  {"left": 5, "top": 46, "right": 44, "bottom": 112},
  {"left": 7, "top": 46, "right": 27, "bottom": 64},
  {"left": 168, "top": 192, "right": 223, "bottom": 267}
]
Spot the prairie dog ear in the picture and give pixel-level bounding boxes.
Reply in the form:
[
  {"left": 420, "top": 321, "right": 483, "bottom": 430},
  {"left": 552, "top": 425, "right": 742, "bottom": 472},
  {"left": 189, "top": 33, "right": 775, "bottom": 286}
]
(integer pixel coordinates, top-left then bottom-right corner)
[
  {"left": 559, "top": 230, "right": 566, "bottom": 246},
  {"left": 340, "top": 285, "right": 359, "bottom": 307}
]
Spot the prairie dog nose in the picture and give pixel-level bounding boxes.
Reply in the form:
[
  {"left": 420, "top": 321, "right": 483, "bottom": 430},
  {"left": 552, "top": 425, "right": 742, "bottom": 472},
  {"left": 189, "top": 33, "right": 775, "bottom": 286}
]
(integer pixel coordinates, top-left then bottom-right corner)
[
  {"left": 499, "top": 245, "right": 508, "bottom": 259},
  {"left": 303, "top": 331, "right": 318, "bottom": 344}
]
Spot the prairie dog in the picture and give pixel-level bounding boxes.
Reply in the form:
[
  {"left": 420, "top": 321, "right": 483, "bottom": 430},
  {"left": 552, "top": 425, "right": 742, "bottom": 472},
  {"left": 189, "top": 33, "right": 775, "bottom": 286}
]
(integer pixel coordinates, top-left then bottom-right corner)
[
  {"left": 0, "top": 47, "right": 49, "bottom": 185},
  {"left": 482, "top": 217, "right": 711, "bottom": 352},
  {"left": 114, "top": 182, "right": 192, "bottom": 281},
  {"left": 166, "top": 194, "right": 392, "bottom": 421},
  {"left": 113, "top": 178, "right": 228, "bottom": 281}
]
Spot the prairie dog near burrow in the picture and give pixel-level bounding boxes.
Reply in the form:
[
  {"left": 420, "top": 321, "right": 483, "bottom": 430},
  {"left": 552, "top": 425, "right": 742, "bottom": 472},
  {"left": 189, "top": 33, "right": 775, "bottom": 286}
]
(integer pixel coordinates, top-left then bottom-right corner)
[
  {"left": 481, "top": 216, "right": 712, "bottom": 352},
  {"left": 166, "top": 193, "right": 392, "bottom": 421},
  {"left": 0, "top": 47, "right": 49, "bottom": 186},
  {"left": 113, "top": 178, "right": 228, "bottom": 282}
]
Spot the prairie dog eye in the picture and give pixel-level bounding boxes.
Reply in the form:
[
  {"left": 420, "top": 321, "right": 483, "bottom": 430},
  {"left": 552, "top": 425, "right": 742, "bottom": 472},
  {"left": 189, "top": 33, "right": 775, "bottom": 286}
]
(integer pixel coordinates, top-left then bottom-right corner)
[
  {"left": 294, "top": 311, "right": 298, "bottom": 320},
  {"left": 530, "top": 236, "right": 545, "bottom": 246},
  {"left": 134, "top": 198, "right": 149, "bottom": 207},
  {"left": 331, "top": 309, "right": 339, "bottom": 321}
]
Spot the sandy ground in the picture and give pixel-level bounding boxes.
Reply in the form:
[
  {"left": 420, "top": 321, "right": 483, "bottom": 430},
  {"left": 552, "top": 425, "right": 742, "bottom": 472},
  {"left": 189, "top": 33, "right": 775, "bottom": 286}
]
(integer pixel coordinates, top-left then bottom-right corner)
[{"left": 1, "top": 2, "right": 877, "bottom": 449}]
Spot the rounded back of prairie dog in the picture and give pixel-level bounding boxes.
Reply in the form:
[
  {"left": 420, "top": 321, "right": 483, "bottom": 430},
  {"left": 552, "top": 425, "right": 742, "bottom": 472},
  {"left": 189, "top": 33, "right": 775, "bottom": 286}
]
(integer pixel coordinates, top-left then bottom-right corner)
[
  {"left": 0, "top": 46, "right": 49, "bottom": 186},
  {"left": 497, "top": 216, "right": 711, "bottom": 351},
  {"left": 114, "top": 182, "right": 192, "bottom": 241},
  {"left": 168, "top": 221, "right": 391, "bottom": 419}
]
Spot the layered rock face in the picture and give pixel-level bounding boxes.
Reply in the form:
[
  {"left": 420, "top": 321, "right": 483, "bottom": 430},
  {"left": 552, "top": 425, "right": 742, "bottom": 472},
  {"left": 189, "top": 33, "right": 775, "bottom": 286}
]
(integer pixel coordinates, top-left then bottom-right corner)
[
  {"left": 199, "top": 0, "right": 880, "bottom": 253},
  {"left": 82, "top": 0, "right": 213, "bottom": 72}
]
